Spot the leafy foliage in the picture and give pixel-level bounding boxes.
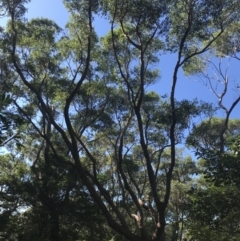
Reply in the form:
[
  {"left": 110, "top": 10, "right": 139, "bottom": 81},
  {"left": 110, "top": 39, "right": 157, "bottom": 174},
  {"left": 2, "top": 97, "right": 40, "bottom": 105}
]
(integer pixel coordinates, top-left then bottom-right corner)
[{"left": 0, "top": 0, "right": 240, "bottom": 241}]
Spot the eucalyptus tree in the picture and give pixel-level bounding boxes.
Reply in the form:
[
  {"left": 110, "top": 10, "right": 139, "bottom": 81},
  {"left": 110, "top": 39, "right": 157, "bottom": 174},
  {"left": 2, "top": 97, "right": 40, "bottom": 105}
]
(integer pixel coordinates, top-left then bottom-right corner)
[
  {"left": 0, "top": 53, "right": 23, "bottom": 147},
  {"left": 0, "top": 0, "right": 240, "bottom": 241},
  {"left": 184, "top": 9, "right": 240, "bottom": 237},
  {"left": 0, "top": 128, "right": 108, "bottom": 241},
  {"left": 151, "top": 149, "right": 198, "bottom": 241},
  {"left": 185, "top": 132, "right": 240, "bottom": 241}
]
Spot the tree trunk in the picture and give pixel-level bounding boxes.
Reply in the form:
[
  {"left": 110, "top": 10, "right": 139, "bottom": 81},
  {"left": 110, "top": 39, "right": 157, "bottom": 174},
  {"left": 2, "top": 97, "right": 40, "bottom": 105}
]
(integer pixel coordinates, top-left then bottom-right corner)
[{"left": 49, "top": 211, "right": 60, "bottom": 241}]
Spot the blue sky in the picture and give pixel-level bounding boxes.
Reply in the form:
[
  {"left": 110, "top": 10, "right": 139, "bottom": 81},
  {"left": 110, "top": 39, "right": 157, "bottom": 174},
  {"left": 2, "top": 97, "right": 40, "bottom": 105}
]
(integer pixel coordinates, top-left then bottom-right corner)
[
  {"left": 1, "top": 0, "right": 240, "bottom": 119},
  {"left": 26, "top": 0, "right": 68, "bottom": 27}
]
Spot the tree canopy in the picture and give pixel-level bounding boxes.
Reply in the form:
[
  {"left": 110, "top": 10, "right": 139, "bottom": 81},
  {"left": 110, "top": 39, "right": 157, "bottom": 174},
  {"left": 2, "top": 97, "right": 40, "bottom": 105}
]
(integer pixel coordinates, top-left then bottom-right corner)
[{"left": 0, "top": 0, "right": 240, "bottom": 241}]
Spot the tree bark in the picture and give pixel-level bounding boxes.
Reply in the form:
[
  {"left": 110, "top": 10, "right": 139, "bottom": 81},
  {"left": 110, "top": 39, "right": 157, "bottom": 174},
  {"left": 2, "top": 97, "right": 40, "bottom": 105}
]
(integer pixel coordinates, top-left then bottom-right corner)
[{"left": 49, "top": 210, "right": 61, "bottom": 241}]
